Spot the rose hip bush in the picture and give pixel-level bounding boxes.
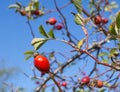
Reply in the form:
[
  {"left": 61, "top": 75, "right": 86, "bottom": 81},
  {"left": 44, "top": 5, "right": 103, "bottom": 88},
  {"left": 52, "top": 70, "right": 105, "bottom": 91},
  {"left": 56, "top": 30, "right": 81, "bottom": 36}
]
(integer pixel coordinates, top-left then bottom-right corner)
[{"left": 9, "top": 0, "right": 120, "bottom": 92}]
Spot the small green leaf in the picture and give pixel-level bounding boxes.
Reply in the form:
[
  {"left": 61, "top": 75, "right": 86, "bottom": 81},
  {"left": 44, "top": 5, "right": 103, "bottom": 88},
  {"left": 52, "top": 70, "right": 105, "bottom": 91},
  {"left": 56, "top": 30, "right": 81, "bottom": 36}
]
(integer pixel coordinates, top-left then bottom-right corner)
[
  {"left": 77, "top": 38, "right": 85, "bottom": 49},
  {"left": 99, "top": 89, "right": 106, "bottom": 92},
  {"left": 109, "top": 48, "right": 118, "bottom": 57},
  {"left": 110, "top": 48, "right": 117, "bottom": 54},
  {"left": 48, "top": 29, "right": 55, "bottom": 38},
  {"left": 24, "top": 50, "right": 34, "bottom": 55},
  {"left": 33, "top": 1, "right": 39, "bottom": 10},
  {"left": 116, "top": 11, "right": 120, "bottom": 29},
  {"left": 31, "top": 38, "right": 45, "bottom": 45},
  {"left": 31, "top": 38, "right": 47, "bottom": 50},
  {"left": 104, "top": 1, "right": 118, "bottom": 12},
  {"left": 110, "top": 1, "right": 119, "bottom": 9},
  {"left": 109, "top": 23, "right": 117, "bottom": 35},
  {"left": 98, "top": 52, "right": 108, "bottom": 57},
  {"left": 73, "top": 13, "right": 85, "bottom": 26},
  {"left": 71, "top": 0, "right": 82, "bottom": 14},
  {"left": 34, "top": 40, "right": 47, "bottom": 50},
  {"left": 15, "top": 2, "right": 22, "bottom": 7},
  {"left": 24, "top": 50, "right": 34, "bottom": 60},
  {"left": 39, "top": 25, "right": 49, "bottom": 38},
  {"left": 25, "top": 54, "right": 33, "bottom": 60},
  {"left": 8, "top": 4, "right": 20, "bottom": 9},
  {"left": 102, "top": 59, "right": 108, "bottom": 63}
]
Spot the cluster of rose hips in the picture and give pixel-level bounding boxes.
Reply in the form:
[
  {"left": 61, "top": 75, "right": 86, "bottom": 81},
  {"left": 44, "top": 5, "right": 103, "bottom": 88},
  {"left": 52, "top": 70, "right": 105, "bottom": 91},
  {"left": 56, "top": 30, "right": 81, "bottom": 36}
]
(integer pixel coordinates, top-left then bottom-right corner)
[
  {"left": 94, "top": 15, "right": 108, "bottom": 25},
  {"left": 81, "top": 76, "right": 104, "bottom": 88},
  {"left": 46, "top": 18, "right": 63, "bottom": 30},
  {"left": 19, "top": 9, "right": 43, "bottom": 17},
  {"left": 33, "top": 54, "right": 104, "bottom": 89}
]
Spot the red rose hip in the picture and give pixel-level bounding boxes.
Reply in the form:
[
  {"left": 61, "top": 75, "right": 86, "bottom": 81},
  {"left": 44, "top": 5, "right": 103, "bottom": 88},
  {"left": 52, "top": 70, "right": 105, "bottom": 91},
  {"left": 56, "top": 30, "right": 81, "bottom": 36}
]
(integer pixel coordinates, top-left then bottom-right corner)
[
  {"left": 94, "top": 15, "right": 102, "bottom": 24},
  {"left": 47, "top": 18, "right": 57, "bottom": 25},
  {"left": 96, "top": 80, "right": 103, "bottom": 88},
  {"left": 102, "top": 17, "right": 108, "bottom": 24},
  {"left": 55, "top": 24, "right": 63, "bottom": 30},
  {"left": 81, "top": 76, "right": 90, "bottom": 84},
  {"left": 34, "top": 54, "right": 50, "bottom": 73},
  {"left": 32, "top": 10, "right": 40, "bottom": 15},
  {"left": 61, "top": 81, "right": 67, "bottom": 87}
]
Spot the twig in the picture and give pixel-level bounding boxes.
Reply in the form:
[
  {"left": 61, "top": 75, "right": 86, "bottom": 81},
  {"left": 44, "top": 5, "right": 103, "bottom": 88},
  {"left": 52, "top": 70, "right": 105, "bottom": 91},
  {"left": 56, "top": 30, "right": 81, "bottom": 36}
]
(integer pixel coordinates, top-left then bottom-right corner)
[
  {"left": 26, "top": 20, "right": 35, "bottom": 38},
  {"left": 49, "top": 72, "right": 63, "bottom": 92},
  {"left": 53, "top": 0, "right": 74, "bottom": 43},
  {"left": 82, "top": 26, "right": 89, "bottom": 50}
]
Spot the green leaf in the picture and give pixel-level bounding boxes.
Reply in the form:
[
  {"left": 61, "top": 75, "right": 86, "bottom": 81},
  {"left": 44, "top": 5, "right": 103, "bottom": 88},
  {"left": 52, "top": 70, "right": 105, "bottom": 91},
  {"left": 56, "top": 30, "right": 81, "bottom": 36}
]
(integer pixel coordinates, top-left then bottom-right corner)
[
  {"left": 31, "top": 38, "right": 47, "bottom": 50},
  {"left": 99, "top": 89, "right": 106, "bottom": 92},
  {"left": 110, "top": 1, "right": 119, "bottom": 9},
  {"left": 73, "top": 13, "right": 85, "bottom": 26},
  {"left": 48, "top": 29, "right": 55, "bottom": 38},
  {"left": 77, "top": 38, "right": 85, "bottom": 49},
  {"left": 25, "top": 54, "right": 33, "bottom": 60},
  {"left": 98, "top": 52, "right": 108, "bottom": 57},
  {"left": 71, "top": 0, "right": 82, "bottom": 14},
  {"left": 39, "top": 25, "right": 49, "bottom": 38},
  {"left": 102, "top": 59, "right": 108, "bottom": 63},
  {"left": 33, "top": 1, "right": 39, "bottom": 10},
  {"left": 31, "top": 38, "right": 45, "bottom": 45},
  {"left": 109, "top": 48, "right": 118, "bottom": 57},
  {"left": 116, "top": 11, "right": 120, "bottom": 29},
  {"left": 8, "top": 4, "right": 21, "bottom": 9},
  {"left": 104, "top": 1, "right": 118, "bottom": 12},
  {"left": 24, "top": 50, "right": 34, "bottom": 60},
  {"left": 24, "top": 50, "right": 34, "bottom": 55},
  {"left": 109, "top": 23, "right": 117, "bottom": 35}
]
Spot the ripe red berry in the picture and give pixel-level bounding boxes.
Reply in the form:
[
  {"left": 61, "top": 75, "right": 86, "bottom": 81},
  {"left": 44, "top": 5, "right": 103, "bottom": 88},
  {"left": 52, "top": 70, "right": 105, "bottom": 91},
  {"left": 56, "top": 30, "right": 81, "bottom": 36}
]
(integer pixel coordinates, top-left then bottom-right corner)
[
  {"left": 94, "top": 15, "right": 102, "bottom": 25},
  {"left": 55, "top": 24, "right": 63, "bottom": 30},
  {"left": 47, "top": 18, "right": 57, "bottom": 25},
  {"left": 61, "top": 81, "right": 67, "bottom": 87},
  {"left": 102, "top": 17, "right": 108, "bottom": 24},
  {"left": 32, "top": 10, "right": 40, "bottom": 15},
  {"left": 81, "top": 76, "right": 90, "bottom": 84},
  {"left": 96, "top": 80, "right": 103, "bottom": 88},
  {"left": 34, "top": 54, "right": 50, "bottom": 73}
]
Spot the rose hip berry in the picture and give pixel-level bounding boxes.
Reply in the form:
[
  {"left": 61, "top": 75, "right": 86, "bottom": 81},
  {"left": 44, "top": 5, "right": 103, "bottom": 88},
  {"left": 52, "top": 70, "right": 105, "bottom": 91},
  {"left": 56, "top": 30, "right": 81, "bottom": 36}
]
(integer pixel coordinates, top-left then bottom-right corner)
[
  {"left": 34, "top": 54, "right": 50, "bottom": 73},
  {"left": 102, "top": 17, "right": 108, "bottom": 24},
  {"left": 55, "top": 24, "right": 63, "bottom": 30},
  {"left": 96, "top": 80, "right": 103, "bottom": 88},
  {"left": 61, "top": 81, "right": 67, "bottom": 87},
  {"left": 81, "top": 76, "right": 90, "bottom": 84},
  {"left": 94, "top": 15, "right": 102, "bottom": 25},
  {"left": 32, "top": 10, "right": 40, "bottom": 15},
  {"left": 47, "top": 18, "right": 57, "bottom": 25}
]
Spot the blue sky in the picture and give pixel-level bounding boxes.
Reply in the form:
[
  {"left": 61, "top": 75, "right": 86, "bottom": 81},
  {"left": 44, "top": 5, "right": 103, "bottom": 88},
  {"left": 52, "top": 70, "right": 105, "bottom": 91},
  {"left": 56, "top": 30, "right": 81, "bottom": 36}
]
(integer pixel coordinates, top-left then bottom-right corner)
[{"left": 0, "top": 0, "right": 120, "bottom": 92}]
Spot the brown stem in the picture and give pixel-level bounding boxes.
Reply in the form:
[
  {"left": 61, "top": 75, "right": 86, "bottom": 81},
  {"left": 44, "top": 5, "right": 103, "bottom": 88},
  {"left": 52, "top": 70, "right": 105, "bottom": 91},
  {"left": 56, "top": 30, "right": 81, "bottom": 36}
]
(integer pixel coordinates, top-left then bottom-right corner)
[
  {"left": 53, "top": 0, "right": 74, "bottom": 43},
  {"left": 49, "top": 72, "right": 63, "bottom": 92},
  {"left": 82, "top": 26, "right": 88, "bottom": 50},
  {"left": 80, "top": 50, "right": 120, "bottom": 71}
]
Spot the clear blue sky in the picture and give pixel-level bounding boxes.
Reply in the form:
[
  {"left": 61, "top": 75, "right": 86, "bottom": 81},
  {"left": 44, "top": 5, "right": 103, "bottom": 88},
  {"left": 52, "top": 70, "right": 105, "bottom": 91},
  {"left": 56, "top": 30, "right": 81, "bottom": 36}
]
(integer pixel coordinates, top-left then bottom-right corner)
[{"left": 0, "top": 0, "right": 120, "bottom": 92}]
